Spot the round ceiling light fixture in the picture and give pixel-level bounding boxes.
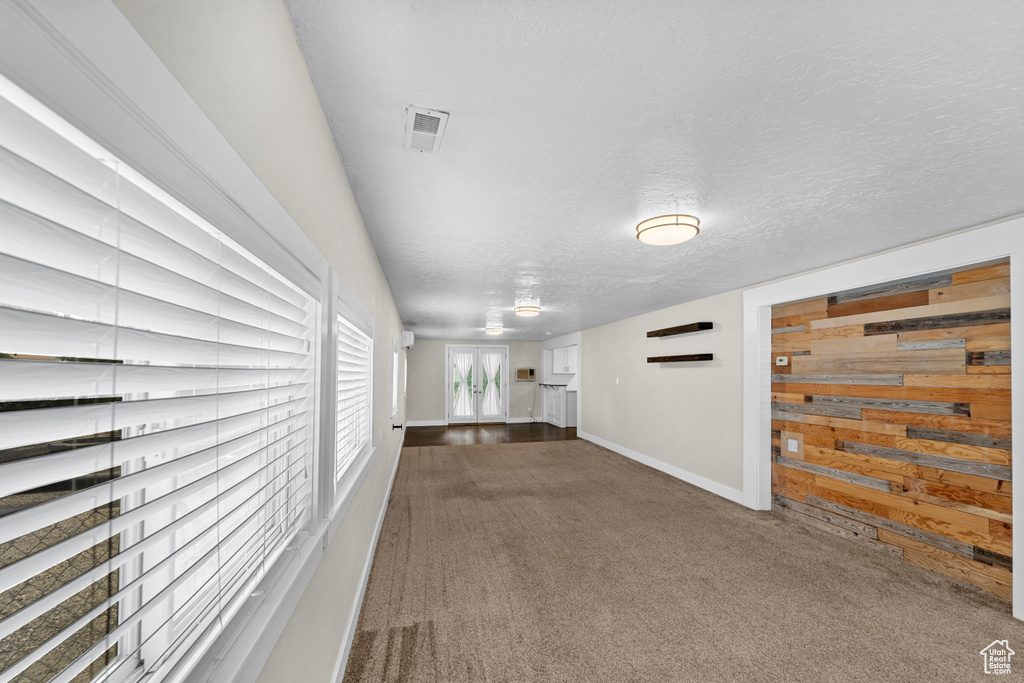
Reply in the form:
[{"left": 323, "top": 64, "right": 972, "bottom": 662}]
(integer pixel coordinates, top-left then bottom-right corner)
[
  {"left": 485, "top": 327, "right": 503, "bottom": 335},
  {"left": 515, "top": 305, "right": 541, "bottom": 317},
  {"left": 636, "top": 214, "right": 700, "bottom": 246}
]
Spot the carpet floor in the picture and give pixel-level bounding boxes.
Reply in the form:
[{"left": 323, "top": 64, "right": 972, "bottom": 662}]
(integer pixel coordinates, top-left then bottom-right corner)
[{"left": 345, "top": 440, "right": 1022, "bottom": 682}]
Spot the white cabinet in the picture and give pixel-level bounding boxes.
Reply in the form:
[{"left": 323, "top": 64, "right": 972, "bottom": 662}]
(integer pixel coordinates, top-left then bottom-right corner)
[
  {"left": 551, "top": 345, "right": 577, "bottom": 374},
  {"left": 542, "top": 385, "right": 577, "bottom": 428}
]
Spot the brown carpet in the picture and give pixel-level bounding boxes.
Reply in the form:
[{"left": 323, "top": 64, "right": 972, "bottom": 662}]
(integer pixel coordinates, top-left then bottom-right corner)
[{"left": 345, "top": 440, "right": 1023, "bottom": 682}]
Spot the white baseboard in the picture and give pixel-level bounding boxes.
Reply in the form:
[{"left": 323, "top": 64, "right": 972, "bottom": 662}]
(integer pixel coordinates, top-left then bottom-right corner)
[
  {"left": 331, "top": 432, "right": 404, "bottom": 683},
  {"left": 406, "top": 419, "right": 446, "bottom": 427},
  {"left": 506, "top": 417, "right": 535, "bottom": 423},
  {"left": 578, "top": 430, "right": 745, "bottom": 506}
]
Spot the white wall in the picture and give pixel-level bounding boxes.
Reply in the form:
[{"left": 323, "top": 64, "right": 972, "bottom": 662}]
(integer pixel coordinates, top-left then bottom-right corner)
[
  {"left": 110, "top": 1, "right": 407, "bottom": 681},
  {"left": 579, "top": 291, "right": 745, "bottom": 501},
  {"left": 407, "top": 339, "right": 543, "bottom": 423}
]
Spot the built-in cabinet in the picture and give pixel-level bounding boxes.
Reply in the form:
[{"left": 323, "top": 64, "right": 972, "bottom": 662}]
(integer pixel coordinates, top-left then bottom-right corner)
[
  {"left": 551, "top": 344, "right": 578, "bottom": 374},
  {"left": 541, "top": 385, "right": 577, "bottom": 428}
]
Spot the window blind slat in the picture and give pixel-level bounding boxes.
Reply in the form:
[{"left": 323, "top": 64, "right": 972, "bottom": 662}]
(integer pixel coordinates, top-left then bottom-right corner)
[
  {"left": 0, "top": 359, "right": 306, "bottom": 402},
  {"left": 0, "top": 383, "right": 307, "bottom": 451},
  {"left": 0, "top": 307, "right": 307, "bottom": 367}
]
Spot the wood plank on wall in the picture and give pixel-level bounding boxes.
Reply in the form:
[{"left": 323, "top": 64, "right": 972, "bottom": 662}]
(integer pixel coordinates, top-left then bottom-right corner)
[{"left": 770, "top": 258, "right": 1012, "bottom": 602}]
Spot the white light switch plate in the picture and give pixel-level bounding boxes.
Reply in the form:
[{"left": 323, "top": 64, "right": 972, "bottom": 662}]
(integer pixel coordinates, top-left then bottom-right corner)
[
  {"left": 775, "top": 356, "right": 789, "bottom": 366},
  {"left": 787, "top": 438, "right": 799, "bottom": 452}
]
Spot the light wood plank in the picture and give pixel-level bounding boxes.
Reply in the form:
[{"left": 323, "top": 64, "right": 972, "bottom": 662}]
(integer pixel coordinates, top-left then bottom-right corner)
[
  {"left": 802, "top": 445, "right": 905, "bottom": 482},
  {"left": 902, "top": 374, "right": 1010, "bottom": 390},
  {"left": 810, "top": 294, "right": 1010, "bottom": 330},
  {"left": 860, "top": 409, "right": 1011, "bottom": 437},
  {"left": 804, "top": 414, "right": 906, "bottom": 436},
  {"left": 773, "top": 298, "right": 828, "bottom": 319},
  {"left": 809, "top": 334, "right": 898, "bottom": 356},
  {"left": 812, "top": 478, "right": 993, "bottom": 545},
  {"left": 988, "top": 519, "right": 1013, "bottom": 557},
  {"left": 972, "top": 403, "right": 1012, "bottom": 421},
  {"left": 809, "top": 394, "right": 967, "bottom": 417},
  {"left": 903, "top": 476, "right": 1012, "bottom": 513},
  {"left": 951, "top": 261, "right": 1010, "bottom": 285},
  {"left": 771, "top": 392, "right": 806, "bottom": 404},
  {"left": 791, "top": 348, "right": 965, "bottom": 375},
  {"left": 770, "top": 324, "right": 865, "bottom": 346},
  {"left": 928, "top": 277, "right": 1010, "bottom": 304},
  {"left": 837, "top": 441, "right": 1011, "bottom": 480},
  {"left": 901, "top": 489, "right": 1011, "bottom": 524},
  {"left": 876, "top": 529, "right": 1011, "bottom": 601},
  {"left": 896, "top": 322, "right": 1010, "bottom": 343},
  {"left": 967, "top": 365, "right": 1012, "bottom": 374},
  {"left": 914, "top": 467, "right": 1011, "bottom": 496},
  {"left": 966, "top": 335, "right": 1011, "bottom": 352}
]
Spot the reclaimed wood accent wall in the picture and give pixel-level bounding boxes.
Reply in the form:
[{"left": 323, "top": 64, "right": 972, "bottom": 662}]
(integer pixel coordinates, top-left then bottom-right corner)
[{"left": 771, "top": 259, "right": 1012, "bottom": 600}]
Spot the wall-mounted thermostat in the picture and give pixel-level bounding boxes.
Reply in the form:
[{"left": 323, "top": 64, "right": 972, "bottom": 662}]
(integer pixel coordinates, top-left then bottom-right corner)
[{"left": 516, "top": 368, "right": 536, "bottom": 381}]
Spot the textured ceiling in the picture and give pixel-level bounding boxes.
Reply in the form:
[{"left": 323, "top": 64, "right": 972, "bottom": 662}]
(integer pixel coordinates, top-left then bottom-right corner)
[{"left": 284, "top": 0, "right": 1024, "bottom": 341}]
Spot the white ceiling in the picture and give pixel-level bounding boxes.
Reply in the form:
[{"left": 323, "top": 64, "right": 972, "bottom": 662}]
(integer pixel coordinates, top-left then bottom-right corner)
[{"left": 284, "top": 0, "right": 1024, "bottom": 341}]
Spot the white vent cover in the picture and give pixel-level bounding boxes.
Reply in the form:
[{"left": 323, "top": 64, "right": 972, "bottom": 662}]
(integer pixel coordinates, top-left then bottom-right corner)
[{"left": 405, "top": 106, "right": 449, "bottom": 153}]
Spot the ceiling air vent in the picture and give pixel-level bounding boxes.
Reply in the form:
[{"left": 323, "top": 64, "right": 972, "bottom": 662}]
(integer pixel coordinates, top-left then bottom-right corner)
[{"left": 405, "top": 106, "right": 449, "bottom": 153}]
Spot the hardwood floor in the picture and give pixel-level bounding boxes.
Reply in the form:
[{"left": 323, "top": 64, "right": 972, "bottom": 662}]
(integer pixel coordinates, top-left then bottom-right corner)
[{"left": 404, "top": 422, "right": 577, "bottom": 447}]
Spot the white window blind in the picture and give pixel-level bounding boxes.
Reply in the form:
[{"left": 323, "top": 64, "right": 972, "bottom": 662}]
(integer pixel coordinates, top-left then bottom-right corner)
[
  {"left": 0, "top": 77, "right": 316, "bottom": 683},
  {"left": 336, "top": 314, "right": 371, "bottom": 485}
]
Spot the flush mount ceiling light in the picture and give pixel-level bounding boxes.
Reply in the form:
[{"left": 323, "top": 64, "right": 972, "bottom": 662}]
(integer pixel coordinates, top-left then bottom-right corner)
[
  {"left": 485, "top": 327, "right": 503, "bottom": 335},
  {"left": 636, "top": 214, "right": 700, "bottom": 246},
  {"left": 515, "top": 305, "right": 541, "bottom": 317}
]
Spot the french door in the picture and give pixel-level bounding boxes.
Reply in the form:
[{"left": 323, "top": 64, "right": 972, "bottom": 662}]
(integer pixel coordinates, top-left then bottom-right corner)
[{"left": 446, "top": 345, "right": 509, "bottom": 423}]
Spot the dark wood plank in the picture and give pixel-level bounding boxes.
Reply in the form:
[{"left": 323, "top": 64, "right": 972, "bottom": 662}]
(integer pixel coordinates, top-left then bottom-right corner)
[
  {"left": 771, "top": 373, "right": 903, "bottom": 386},
  {"left": 863, "top": 308, "right": 1011, "bottom": 335},
  {"left": 827, "top": 273, "right": 953, "bottom": 305},
  {"left": 810, "top": 395, "right": 970, "bottom": 416},
  {"left": 776, "top": 455, "right": 892, "bottom": 492},
  {"left": 905, "top": 426, "right": 1012, "bottom": 451},
  {"left": 804, "top": 495, "right": 976, "bottom": 558},
  {"left": 973, "top": 547, "right": 1013, "bottom": 572},
  {"left": 772, "top": 494, "right": 878, "bottom": 537},
  {"left": 771, "top": 401, "right": 862, "bottom": 420},
  {"left": 835, "top": 441, "right": 1012, "bottom": 480},
  {"left": 647, "top": 353, "right": 714, "bottom": 363},
  {"left": 647, "top": 321, "right": 713, "bottom": 338},
  {"left": 968, "top": 350, "right": 1011, "bottom": 366},
  {"left": 826, "top": 290, "right": 930, "bottom": 318}
]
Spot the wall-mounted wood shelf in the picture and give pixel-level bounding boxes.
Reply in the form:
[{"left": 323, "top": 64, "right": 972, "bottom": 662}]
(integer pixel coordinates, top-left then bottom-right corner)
[
  {"left": 647, "top": 321, "right": 713, "bottom": 338},
  {"left": 647, "top": 353, "right": 714, "bottom": 363}
]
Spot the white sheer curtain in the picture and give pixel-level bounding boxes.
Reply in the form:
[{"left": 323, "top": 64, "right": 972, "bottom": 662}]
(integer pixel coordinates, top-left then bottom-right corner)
[
  {"left": 452, "top": 349, "right": 474, "bottom": 419},
  {"left": 481, "top": 351, "right": 501, "bottom": 417}
]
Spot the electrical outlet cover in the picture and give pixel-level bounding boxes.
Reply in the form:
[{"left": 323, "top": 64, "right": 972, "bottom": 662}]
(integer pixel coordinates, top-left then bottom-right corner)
[{"left": 775, "top": 356, "right": 789, "bottom": 366}]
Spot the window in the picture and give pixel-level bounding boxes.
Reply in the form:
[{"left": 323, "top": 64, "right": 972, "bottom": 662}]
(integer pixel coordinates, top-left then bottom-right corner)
[
  {"left": 0, "top": 75, "right": 316, "bottom": 683},
  {"left": 336, "top": 312, "right": 372, "bottom": 485}
]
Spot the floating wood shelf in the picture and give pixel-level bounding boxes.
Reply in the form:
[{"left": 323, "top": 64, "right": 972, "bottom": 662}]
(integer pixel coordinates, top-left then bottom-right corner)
[
  {"left": 647, "top": 321, "right": 713, "bottom": 338},
  {"left": 647, "top": 353, "right": 714, "bottom": 363}
]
